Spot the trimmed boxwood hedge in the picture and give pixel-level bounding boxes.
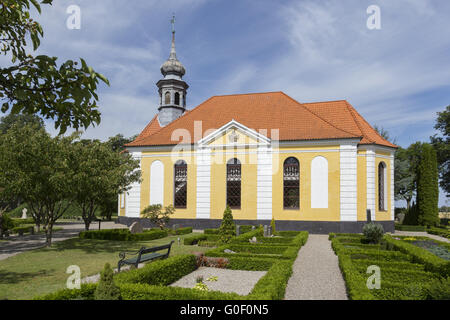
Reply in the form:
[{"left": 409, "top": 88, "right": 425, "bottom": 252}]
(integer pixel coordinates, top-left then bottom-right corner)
[
  {"left": 169, "top": 227, "right": 193, "bottom": 235},
  {"left": 183, "top": 234, "right": 207, "bottom": 245},
  {"left": 114, "top": 254, "right": 197, "bottom": 286},
  {"left": 427, "top": 227, "right": 450, "bottom": 239},
  {"left": 384, "top": 235, "right": 450, "bottom": 277},
  {"left": 36, "top": 231, "right": 310, "bottom": 300},
  {"left": 204, "top": 228, "right": 219, "bottom": 234},
  {"left": 11, "top": 225, "right": 34, "bottom": 235},
  {"left": 79, "top": 228, "right": 168, "bottom": 241},
  {"left": 395, "top": 224, "right": 427, "bottom": 232}
]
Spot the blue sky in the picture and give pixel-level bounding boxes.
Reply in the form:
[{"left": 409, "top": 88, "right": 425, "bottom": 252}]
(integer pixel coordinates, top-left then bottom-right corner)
[{"left": 3, "top": 0, "right": 450, "bottom": 206}]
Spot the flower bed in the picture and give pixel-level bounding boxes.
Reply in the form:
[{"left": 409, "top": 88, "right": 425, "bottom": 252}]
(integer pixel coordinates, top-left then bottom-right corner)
[{"left": 330, "top": 234, "right": 442, "bottom": 300}]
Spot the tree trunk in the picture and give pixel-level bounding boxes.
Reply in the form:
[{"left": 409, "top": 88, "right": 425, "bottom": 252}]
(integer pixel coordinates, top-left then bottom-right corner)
[
  {"left": 84, "top": 220, "right": 90, "bottom": 231},
  {"left": 45, "top": 227, "right": 53, "bottom": 247}
]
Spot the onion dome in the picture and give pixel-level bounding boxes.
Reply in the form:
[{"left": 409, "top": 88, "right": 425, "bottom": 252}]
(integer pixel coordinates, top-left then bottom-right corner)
[{"left": 160, "top": 30, "right": 185, "bottom": 77}]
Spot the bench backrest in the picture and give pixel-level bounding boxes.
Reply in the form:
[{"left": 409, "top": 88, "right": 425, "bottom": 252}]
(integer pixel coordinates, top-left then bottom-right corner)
[{"left": 139, "top": 241, "right": 174, "bottom": 256}]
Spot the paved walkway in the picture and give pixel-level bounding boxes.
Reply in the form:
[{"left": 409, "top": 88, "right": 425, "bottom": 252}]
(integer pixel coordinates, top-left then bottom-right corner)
[
  {"left": 389, "top": 231, "right": 450, "bottom": 243},
  {"left": 0, "top": 221, "right": 127, "bottom": 261},
  {"left": 284, "top": 234, "right": 348, "bottom": 300}
]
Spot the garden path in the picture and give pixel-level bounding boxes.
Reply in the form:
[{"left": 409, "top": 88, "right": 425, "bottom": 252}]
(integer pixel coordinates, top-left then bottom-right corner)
[{"left": 284, "top": 234, "right": 348, "bottom": 300}]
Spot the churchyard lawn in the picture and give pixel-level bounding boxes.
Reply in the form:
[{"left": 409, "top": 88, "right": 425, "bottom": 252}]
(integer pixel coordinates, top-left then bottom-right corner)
[{"left": 0, "top": 233, "right": 209, "bottom": 300}]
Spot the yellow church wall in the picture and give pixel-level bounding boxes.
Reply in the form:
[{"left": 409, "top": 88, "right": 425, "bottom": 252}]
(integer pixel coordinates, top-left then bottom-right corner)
[
  {"left": 357, "top": 154, "right": 367, "bottom": 221},
  {"left": 272, "top": 147, "right": 341, "bottom": 221},
  {"left": 210, "top": 151, "right": 258, "bottom": 220},
  {"left": 375, "top": 155, "right": 392, "bottom": 221},
  {"left": 139, "top": 153, "right": 197, "bottom": 219}
]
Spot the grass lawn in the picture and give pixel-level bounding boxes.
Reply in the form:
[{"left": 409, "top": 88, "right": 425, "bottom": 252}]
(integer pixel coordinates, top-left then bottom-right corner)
[{"left": 0, "top": 233, "right": 208, "bottom": 300}]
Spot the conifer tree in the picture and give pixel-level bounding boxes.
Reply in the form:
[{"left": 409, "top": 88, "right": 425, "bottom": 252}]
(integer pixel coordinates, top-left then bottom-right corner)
[
  {"left": 417, "top": 144, "right": 439, "bottom": 226},
  {"left": 94, "top": 263, "right": 121, "bottom": 300},
  {"left": 218, "top": 205, "right": 236, "bottom": 244}
]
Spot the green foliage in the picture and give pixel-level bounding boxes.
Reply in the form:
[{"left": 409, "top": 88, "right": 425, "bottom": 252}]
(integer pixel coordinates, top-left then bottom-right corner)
[
  {"left": 395, "top": 224, "right": 426, "bottom": 231},
  {"left": 430, "top": 105, "right": 450, "bottom": 196},
  {"left": 424, "top": 277, "right": 450, "bottom": 300},
  {"left": 0, "top": 0, "right": 109, "bottom": 134},
  {"left": 238, "top": 225, "right": 253, "bottom": 234},
  {"left": 169, "top": 227, "right": 192, "bottom": 235},
  {"left": 141, "top": 204, "right": 175, "bottom": 230},
  {"left": 204, "top": 228, "right": 219, "bottom": 234},
  {"left": 94, "top": 263, "right": 121, "bottom": 300},
  {"left": 270, "top": 218, "right": 276, "bottom": 235},
  {"left": 11, "top": 225, "right": 34, "bottom": 235},
  {"left": 403, "top": 201, "right": 420, "bottom": 225},
  {"left": 78, "top": 228, "right": 168, "bottom": 241},
  {"left": 230, "top": 227, "right": 263, "bottom": 243},
  {"left": 0, "top": 113, "right": 44, "bottom": 134},
  {"left": 0, "top": 213, "right": 14, "bottom": 235},
  {"left": 417, "top": 144, "right": 440, "bottom": 226},
  {"left": 428, "top": 227, "right": 450, "bottom": 239},
  {"left": 34, "top": 283, "right": 97, "bottom": 300},
  {"left": 362, "top": 222, "right": 384, "bottom": 244},
  {"left": 394, "top": 147, "right": 416, "bottom": 206},
  {"left": 218, "top": 206, "right": 235, "bottom": 244},
  {"left": 183, "top": 234, "right": 207, "bottom": 245}
]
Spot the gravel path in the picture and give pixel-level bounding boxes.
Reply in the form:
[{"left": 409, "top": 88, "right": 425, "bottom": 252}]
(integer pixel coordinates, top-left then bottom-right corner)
[
  {"left": 0, "top": 221, "right": 128, "bottom": 261},
  {"left": 170, "top": 267, "right": 267, "bottom": 296},
  {"left": 284, "top": 234, "right": 348, "bottom": 300}
]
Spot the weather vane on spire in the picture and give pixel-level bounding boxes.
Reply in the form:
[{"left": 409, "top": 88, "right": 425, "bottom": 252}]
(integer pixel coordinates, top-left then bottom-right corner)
[{"left": 171, "top": 14, "right": 176, "bottom": 34}]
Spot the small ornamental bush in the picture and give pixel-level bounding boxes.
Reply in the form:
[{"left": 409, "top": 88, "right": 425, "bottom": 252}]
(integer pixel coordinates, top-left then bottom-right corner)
[
  {"left": 218, "top": 206, "right": 235, "bottom": 244},
  {"left": 94, "top": 263, "right": 121, "bottom": 300},
  {"left": 270, "top": 217, "right": 276, "bottom": 235},
  {"left": 362, "top": 222, "right": 384, "bottom": 244}
]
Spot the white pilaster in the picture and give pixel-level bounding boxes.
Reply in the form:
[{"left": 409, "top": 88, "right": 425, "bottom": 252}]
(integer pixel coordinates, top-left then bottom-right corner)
[
  {"left": 366, "top": 148, "right": 376, "bottom": 221},
  {"left": 390, "top": 153, "right": 395, "bottom": 220},
  {"left": 340, "top": 144, "right": 357, "bottom": 221},
  {"left": 126, "top": 151, "right": 142, "bottom": 218},
  {"left": 257, "top": 146, "right": 272, "bottom": 220},
  {"left": 196, "top": 148, "right": 211, "bottom": 219}
]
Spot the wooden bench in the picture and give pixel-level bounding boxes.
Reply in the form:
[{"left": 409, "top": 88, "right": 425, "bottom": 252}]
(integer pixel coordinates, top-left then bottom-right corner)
[{"left": 117, "top": 241, "right": 174, "bottom": 272}]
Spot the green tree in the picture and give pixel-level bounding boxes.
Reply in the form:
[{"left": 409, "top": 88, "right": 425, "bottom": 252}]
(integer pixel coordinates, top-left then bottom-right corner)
[
  {"left": 105, "top": 134, "right": 138, "bottom": 153},
  {"left": 373, "top": 125, "right": 397, "bottom": 145},
  {"left": 430, "top": 105, "right": 450, "bottom": 197},
  {"left": 141, "top": 204, "right": 175, "bottom": 230},
  {"left": 94, "top": 263, "right": 121, "bottom": 300},
  {"left": 0, "top": 123, "right": 75, "bottom": 245},
  {"left": 0, "top": 113, "right": 44, "bottom": 134},
  {"left": 416, "top": 144, "right": 439, "bottom": 226},
  {"left": 270, "top": 217, "right": 276, "bottom": 235},
  {"left": 69, "top": 139, "right": 141, "bottom": 230},
  {"left": 218, "top": 205, "right": 236, "bottom": 244},
  {"left": 395, "top": 147, "right": 416, "bottom": 209},
  {"left": 0, "top": 0, "right": 109, "bottom": 134}
]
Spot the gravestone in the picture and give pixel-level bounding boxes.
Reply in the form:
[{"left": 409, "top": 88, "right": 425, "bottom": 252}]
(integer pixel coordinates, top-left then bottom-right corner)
[
  {"left": 268, "top": 225, "right": 272, "bottom": 237},
  {"left": 224, "top": 249, "right": 236, "bottom": 254},
  {"left": 249, "top": 236, "right": 258, "bottom": 244},
  {"left": 263, "top": 225, "right": 268, "bottom": 237},
  {"left": 251, "top": 226, "right": 255, "bottom": 230},
  {"left": 172, "top": 224, "right": 180, "bottom": 231},
  {"left": 129, "top": 221, "right": 143, "bottom": 234},
  {"left": 236, "top": 225, "right": 241, "bottom": 237},
  {"left": 21, "top": 208, "right": 28, "bottom": 219}
]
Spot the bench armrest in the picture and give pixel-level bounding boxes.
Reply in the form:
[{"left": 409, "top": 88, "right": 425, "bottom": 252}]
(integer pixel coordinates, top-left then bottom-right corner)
[{"left": 119, "top": 247, "right": 146, "bottom": 260}]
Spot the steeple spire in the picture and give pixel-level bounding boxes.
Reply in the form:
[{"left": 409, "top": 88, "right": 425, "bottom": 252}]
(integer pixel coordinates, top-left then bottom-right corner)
[{"left": 170, "top": 14, "right": 177, "bottom": 60}]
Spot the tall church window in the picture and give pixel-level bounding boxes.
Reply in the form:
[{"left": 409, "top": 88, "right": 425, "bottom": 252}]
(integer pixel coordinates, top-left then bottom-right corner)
[
  {"left": 226, "top": 158, "right": 241, "bottom": 209},
  {"left": 174, "top": 160, "right": 187, "bottom": 208},
  {"left": 378, "top": 162, "right": 386, "bottom": 211},
  {"left": 283, "top": 157, "right": 299, "bottom": 209},
  {"left": 165, "top": 92, "right": 171, "bottom": 105},
  {"left": 174, "top": 92, "right": 180, "bottom": 105}
]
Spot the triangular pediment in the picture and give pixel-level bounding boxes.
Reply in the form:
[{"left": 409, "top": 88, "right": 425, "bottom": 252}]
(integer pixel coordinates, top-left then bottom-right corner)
[{"left": 197, "top": 120, "right": 271, "bottom": 148}]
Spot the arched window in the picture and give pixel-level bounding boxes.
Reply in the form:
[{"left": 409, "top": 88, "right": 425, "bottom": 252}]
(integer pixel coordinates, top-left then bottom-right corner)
[
  {"left": 283, "top": 157, "right": 299, "bottom": 209},
  {"left": 226, "top": 158, "right": 241, "bottom": 209},
  {"left": 378, "top": 162, "right": 386, "bottom": 211},
  {"left": 174, "top": 160, "right": 187, "bottom": 208},
  {"left": 165, "top": 92, "right": 171, "bottom": 105},
  {"left": 174, "top": 92, "right": 180, "bottom": 105}
]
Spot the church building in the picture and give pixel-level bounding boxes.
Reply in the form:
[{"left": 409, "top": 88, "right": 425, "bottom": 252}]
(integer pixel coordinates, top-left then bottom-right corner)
[{"left": 118, "top": 23, "right": 397, "bottom": 233}]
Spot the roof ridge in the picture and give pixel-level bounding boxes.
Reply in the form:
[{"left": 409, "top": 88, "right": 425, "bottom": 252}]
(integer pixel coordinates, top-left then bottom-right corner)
[
  {"left": 302, "top": 99, "right": 348, "bottom": 104},
  {"left": 210, "top": 91, "right": 284, "bottom": 98},
  {"left": 344, "top": 101, "right": 396, "bottom": 147},
  {"left": 280, "top": 92, "right": 362, "bottom": 139},
  {"left": 344, "top": 101, "right": 374, "bottom": 144}
]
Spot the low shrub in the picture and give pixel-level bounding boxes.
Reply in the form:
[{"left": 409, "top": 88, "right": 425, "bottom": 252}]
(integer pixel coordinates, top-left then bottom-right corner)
[
  {"left": 169, "top": 227, "right": 193, "bottom": 235},
  {"left": 204, "top": 228, "right": 219, "bottom": 234},
  {"left": 226, "top": 257, "right": 276, "bottom": 271},
  {"left": 395, "top": 224, "right": 427, "bottom": 232},
  {"left": 183, "top": 234, "right": 207, "bottom": 245},
  {"left": 114, "top": 254, "right": 197, "bottom": 286},
  {"left": 275, "top": 231, "right": 300, "bottom": 237},
  {"left": 230, "top": 228, "right": 263, "bottom": 243},
  {"left": 427, "top": 227, "right": 450, "bottom": 239},
  {"left": 11, "top": 218, "right": 35, "bottom": 227},
  {"left": 384, "top": 235, "right": 450, "bottom": 277},
  {"left": 11, "top": 225, "right": 34, "bottom": 235},
  {"left": 78, "top": 228, "right": 168, "bottom": 241},
  {"left": 248, "top": 260, "right": 294, "bottom": 300},
  {"left": 35, "top": 283, "right": 97, "bottom": 300},
  {"left": 197, "top": 240, "right": 218, "bottom": 247},
  {"left": 424, "top": 277, "right": 450, "bottom": 300},
  {"left": 238, "top": 225, "right": 254, "bottom": 234},
  {"left": 362, "top": 223, "right": 384, "bottom": 244}
]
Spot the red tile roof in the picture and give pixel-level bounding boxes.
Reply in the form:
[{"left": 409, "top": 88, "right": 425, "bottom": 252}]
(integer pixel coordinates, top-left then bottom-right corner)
[{"left": 126, "top": 92, "right": 397, "bottom": 148}]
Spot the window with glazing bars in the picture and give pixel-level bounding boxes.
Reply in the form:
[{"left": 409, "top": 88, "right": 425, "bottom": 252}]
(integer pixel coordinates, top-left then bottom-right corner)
[
  {"left": 174, "top": 160, "right": 187, "bottom": 208},
  {"left": 378, "top": 162, "right": 385, "bottom": 211},
  {"left": 226, "top": 158, "right": 241, "bottom": 209},
  {"left": 283, "top": 157, "right": 299, "bottom": 209}
]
